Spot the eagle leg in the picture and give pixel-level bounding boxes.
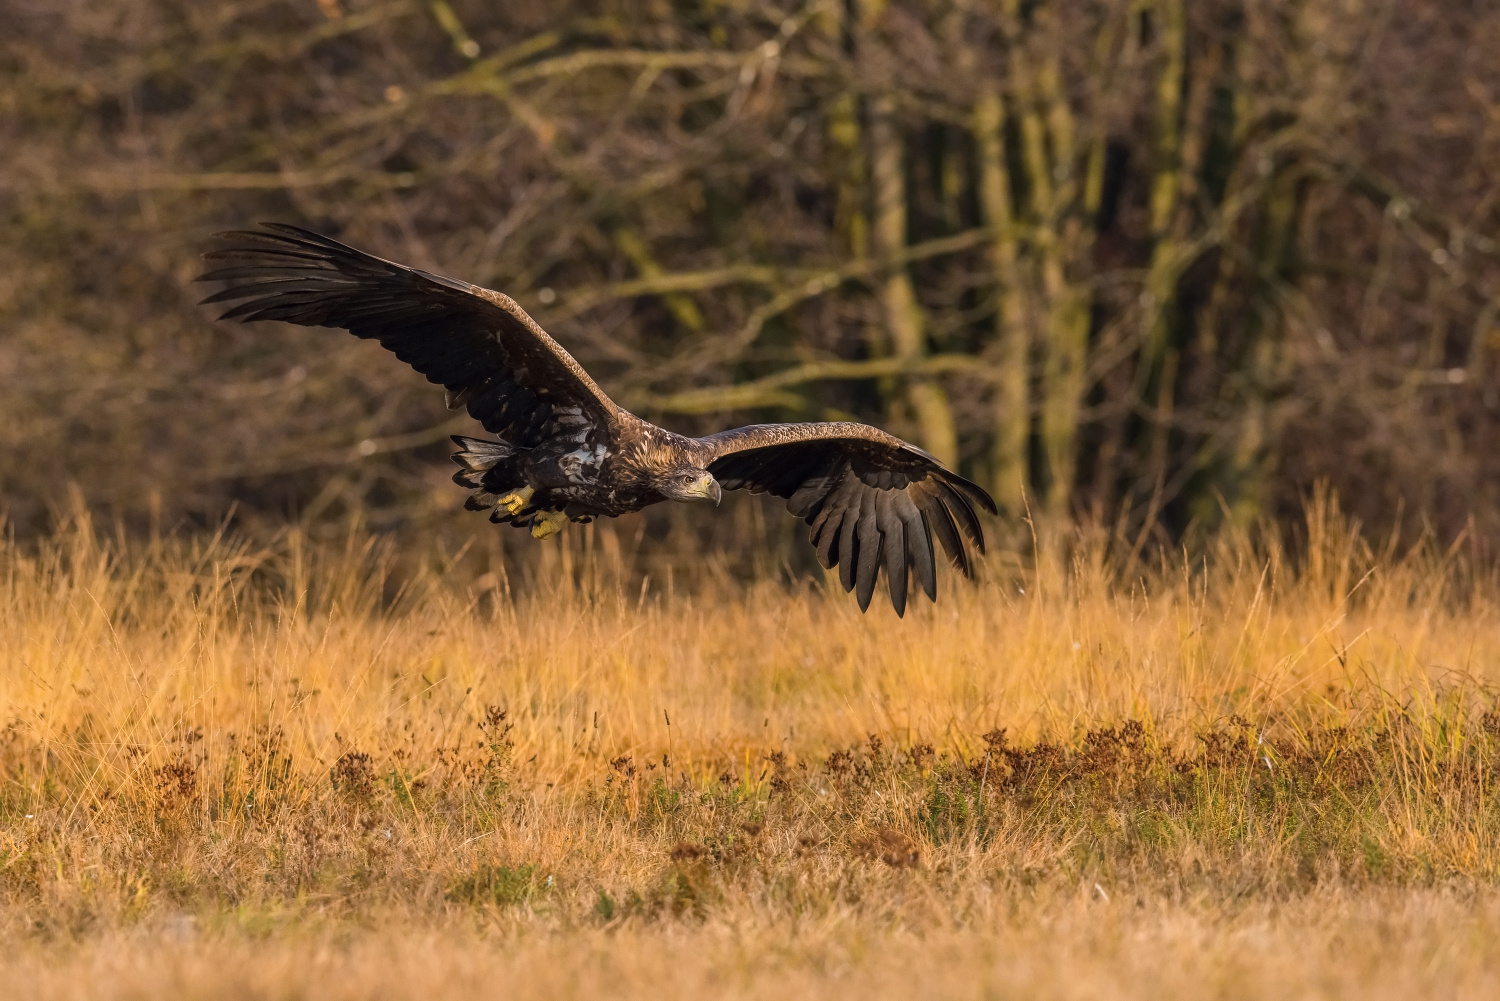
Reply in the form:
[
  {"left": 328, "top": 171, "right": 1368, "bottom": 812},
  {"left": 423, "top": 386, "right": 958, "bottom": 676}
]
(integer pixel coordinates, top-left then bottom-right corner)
[
  {"left": 529, "top": 510, "right": 568, "bottom": 539},
  {"left": 494, "top": 486, "right": 534, "bottom": 517}
]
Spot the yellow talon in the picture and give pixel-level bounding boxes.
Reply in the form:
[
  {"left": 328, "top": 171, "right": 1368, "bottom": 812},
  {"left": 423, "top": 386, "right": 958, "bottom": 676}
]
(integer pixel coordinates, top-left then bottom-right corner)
[
  {"left": 529, "top": 510, "right": 568, "bottom": 539},
  {"left": 495, "top": 486, "right": 534, "bottom": 516}
]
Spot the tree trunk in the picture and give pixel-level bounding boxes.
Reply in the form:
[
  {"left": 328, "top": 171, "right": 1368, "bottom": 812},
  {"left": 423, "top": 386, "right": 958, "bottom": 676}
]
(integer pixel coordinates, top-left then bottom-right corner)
[
  {"left": 974, "top": 89, "right": 1031, "bottom": 513},
  {"left": 866, "top": 93, "right": 958, "bottom": 466}
]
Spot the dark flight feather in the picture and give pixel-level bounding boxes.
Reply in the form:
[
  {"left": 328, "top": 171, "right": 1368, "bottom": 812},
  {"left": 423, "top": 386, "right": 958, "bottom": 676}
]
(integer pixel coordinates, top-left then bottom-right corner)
[
  {"left": 875, "top": 493, "right": 908, "bottom": 616},
  {"left": 198, "top": 224, "right": 618, "bottom": 448},
  {"left": 702, "top": 423, "right": 996, "bottom": 612}
]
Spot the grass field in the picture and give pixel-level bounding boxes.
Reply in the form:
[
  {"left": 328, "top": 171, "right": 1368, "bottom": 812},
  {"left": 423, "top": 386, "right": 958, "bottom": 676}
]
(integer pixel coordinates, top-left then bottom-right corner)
[{"left": 5, "top": 495, "right": 1500, "bottom": 999}]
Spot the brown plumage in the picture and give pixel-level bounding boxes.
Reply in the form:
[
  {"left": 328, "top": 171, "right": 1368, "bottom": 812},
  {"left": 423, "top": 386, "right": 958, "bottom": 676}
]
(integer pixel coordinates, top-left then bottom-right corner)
[{"left": 197, "top": 224, "right": 997, "bottom": 614}]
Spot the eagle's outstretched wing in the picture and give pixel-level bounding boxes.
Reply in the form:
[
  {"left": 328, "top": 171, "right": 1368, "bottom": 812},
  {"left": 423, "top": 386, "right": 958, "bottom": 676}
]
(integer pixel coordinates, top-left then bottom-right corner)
[
  {"left": 699, "top": 423, "right": 997, "bottom": 615},
  {"left": 197, "top": 224, "right": 619, "bottom": 446}
]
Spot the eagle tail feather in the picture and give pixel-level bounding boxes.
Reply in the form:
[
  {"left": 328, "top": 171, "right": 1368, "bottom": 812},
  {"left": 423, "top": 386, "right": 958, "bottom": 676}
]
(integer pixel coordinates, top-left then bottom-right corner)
[
  {"left": 451, "top": 435, "right": 514, "bottom": 472},
  {"left": 450, "top": 436, "right": 529, "bottom": 523}
]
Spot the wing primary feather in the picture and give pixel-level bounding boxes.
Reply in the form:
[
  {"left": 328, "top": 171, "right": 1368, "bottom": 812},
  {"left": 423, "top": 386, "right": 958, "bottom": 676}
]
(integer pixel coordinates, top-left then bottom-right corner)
[
  {"left": 946, "top": 474, "right": 1000, "bottom": 516},
  {"left": 875, "top": 493, "right": 908, "bottom": 617},
  {"left": 854, "top": 493, "right": 881, "bottom": 612},
  {"left": 899, "top": 494, "right": 936, "bottom": 601},
  {"left": 788, "top": 473, "right": 837, "bottom": 519},
  {"left": 922, "top": 486, "right": 970, "bottom": 576},
  {"left": 936, "top": 479, "right": 985, "bottom": 551},
  {"left": 813, "top": 512, "right": 843, "bottom": 570},
  {"left": 810, "top": 472, "right": 861, "bottom": 570},
  {"left": 839, "top": 507, "right": 859, "bottom": 593},
  {"left": 807, "top": 499, "right": 839, "bottom": 547},
  {"left": 199, "top": 277, "right": 359, "bottom": 304},
  {"left": 199, "top": 247, "right": 334, "bottom": 267},
  {"left": 196, "top": 264, "right": 341, "bottom": 282}
]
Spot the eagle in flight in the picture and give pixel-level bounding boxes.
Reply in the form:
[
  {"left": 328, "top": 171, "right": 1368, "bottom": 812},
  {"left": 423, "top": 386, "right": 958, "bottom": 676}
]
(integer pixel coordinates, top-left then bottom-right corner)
[{"left": 198, "top": 224, "right": 996, "bottom": 615}]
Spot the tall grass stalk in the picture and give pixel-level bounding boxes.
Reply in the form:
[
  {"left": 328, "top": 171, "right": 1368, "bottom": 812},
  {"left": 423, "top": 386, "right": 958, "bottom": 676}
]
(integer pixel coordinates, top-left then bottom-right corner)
[{"left": 4, "top": 497, "right": 1500, "bottom": 997}]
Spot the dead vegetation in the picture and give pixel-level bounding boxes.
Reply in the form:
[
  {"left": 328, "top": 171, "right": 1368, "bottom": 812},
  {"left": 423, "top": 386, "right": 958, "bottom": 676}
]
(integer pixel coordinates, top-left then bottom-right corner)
[{"left": 4, "top": 497, "right": 1500, "bottom": 996}]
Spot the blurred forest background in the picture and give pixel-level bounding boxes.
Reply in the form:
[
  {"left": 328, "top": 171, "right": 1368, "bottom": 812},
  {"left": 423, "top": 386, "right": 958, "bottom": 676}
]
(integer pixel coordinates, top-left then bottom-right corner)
[{"left": 4, "top": 0, "right": 1500, "bottom": 553}]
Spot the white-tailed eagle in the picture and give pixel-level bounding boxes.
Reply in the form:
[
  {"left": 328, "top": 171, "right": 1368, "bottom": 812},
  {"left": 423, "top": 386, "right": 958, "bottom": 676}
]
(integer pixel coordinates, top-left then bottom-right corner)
[{"left": 198, "top": 224, "right": 996, "bottom": 614}]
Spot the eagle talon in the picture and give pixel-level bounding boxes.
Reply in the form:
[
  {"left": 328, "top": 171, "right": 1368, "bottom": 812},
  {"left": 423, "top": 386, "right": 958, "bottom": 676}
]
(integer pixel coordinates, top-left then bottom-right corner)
[
  {"left": 529, "top": 510, "right": 568, "bottom": 539},
  {"left": 495, "top": 485, "right": 534, "bottom": 516}
]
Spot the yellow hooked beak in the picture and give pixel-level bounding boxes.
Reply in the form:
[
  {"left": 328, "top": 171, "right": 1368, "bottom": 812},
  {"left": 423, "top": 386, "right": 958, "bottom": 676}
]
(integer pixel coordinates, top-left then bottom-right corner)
[{"left": 686, "top": 472, "right": 723, "bottom": 505}]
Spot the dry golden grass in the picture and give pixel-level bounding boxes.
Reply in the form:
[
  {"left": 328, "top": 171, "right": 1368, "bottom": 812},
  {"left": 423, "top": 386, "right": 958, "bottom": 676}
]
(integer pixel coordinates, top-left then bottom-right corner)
[{"left": 5, "top": 494, "right": 1500, "bottom": 998}]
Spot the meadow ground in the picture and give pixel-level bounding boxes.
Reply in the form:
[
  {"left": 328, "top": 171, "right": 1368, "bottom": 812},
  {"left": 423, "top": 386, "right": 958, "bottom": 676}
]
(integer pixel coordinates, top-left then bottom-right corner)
[{"left": 5, "top": 496, "right": 1500, "bottom": 999}]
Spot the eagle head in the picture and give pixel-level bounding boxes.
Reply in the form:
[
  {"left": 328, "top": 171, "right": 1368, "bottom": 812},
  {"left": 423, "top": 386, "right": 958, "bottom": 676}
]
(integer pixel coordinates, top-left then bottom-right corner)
[{"left": 659, "top": 466, "right": 722, "bottom": 505}]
